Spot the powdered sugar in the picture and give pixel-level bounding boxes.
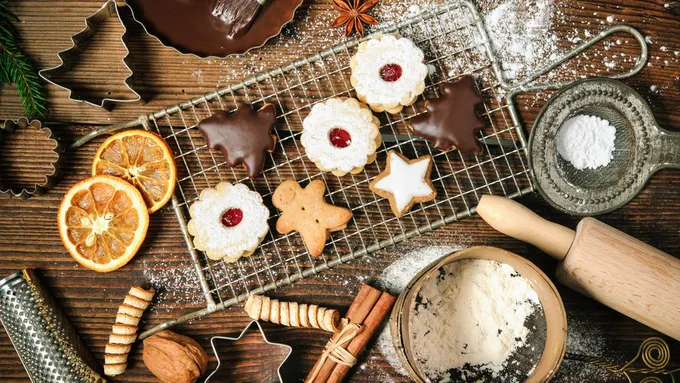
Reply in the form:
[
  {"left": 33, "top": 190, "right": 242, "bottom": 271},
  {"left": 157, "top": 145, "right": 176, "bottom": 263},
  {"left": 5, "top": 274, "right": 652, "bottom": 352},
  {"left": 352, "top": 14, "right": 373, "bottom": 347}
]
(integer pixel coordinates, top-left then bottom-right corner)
[
  {"left": 556, "top": 115, "right": 616, "bottom": 170},
  {"left": 142, "top": 257, "right": 206, "bottom": 310},
  {"left": 375, "top": 245, "right": 463, "bottom": 380},
  {"left": 411, "top": 259, "right": 540, "bottom": 382},
  {"left": 483, "top": 0, "right": 558, "bottom": 81}
]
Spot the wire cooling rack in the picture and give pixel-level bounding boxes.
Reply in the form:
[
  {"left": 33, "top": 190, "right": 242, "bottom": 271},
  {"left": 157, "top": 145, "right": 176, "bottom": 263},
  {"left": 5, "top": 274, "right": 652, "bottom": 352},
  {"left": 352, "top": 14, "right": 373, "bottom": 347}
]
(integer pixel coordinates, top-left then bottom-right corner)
[{"left": 73, "top": 0, "right": 643, "bottom": 337}]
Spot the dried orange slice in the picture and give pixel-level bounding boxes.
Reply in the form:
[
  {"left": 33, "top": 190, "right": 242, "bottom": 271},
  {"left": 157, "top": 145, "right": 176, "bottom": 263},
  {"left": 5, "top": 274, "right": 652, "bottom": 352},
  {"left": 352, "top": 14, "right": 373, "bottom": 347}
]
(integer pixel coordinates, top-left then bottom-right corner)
[
  {"left": 58, "top": 175, "right": 149, "bottom": 273},
  {"left": 92, "top": 130, "right": 176, "bottom": 214}
]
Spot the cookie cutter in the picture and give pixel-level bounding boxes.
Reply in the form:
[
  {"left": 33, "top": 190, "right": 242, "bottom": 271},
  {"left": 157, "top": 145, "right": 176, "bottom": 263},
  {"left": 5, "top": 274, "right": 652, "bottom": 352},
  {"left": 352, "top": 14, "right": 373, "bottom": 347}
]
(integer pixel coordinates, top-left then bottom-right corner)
[
  {"left": 0, "top": 118, "right": 63, "bottom": 198},
  {"left": 38, "top": 0, "right": 140, "bottom": 109},
  {"left": 206, "top": 320, "right": 292, "bottom": 383}
]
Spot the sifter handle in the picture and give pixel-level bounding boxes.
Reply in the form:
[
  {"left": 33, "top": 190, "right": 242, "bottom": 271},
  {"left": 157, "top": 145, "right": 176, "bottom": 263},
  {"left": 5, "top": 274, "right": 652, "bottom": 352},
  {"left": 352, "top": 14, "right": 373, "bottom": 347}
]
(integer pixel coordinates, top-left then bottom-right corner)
[{"left": 476, "top": 195, "right": 575, "bottom": 261}]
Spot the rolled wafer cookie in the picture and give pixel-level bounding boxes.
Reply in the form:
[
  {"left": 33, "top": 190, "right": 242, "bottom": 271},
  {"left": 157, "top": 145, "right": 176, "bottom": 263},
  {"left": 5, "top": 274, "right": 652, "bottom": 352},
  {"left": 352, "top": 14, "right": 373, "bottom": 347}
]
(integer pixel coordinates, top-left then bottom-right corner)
[
  {"left": 245, "top": 295, "right": 346, "bottom": 333},
  {"left": 104, "top": 286, "right": 154, "bottom": 377}
]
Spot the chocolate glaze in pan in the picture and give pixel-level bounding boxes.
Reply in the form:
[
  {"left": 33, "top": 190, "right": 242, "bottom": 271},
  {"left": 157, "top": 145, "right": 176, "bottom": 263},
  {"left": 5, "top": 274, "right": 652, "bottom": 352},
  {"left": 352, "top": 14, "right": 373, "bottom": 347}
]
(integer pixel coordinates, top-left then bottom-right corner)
[{"left": 128, "top": 0, "right": 303, "bottom": 57}]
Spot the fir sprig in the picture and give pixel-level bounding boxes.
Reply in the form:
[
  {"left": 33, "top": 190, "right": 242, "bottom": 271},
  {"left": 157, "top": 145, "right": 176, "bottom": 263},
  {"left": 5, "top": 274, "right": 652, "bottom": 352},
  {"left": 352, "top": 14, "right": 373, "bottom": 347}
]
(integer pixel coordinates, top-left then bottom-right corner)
[{"left": 0, "top": 1, "right": 47, "bottom": 118}]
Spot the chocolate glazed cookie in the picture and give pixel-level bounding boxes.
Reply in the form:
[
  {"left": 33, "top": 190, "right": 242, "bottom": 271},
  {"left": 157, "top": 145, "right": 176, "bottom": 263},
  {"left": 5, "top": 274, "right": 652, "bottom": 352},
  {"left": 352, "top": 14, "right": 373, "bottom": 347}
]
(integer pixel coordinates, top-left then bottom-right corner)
[
  {"left": 408, "top": 76, "right": 485, "bottom": 155},
  {"left": 198, "top": 104, "right": 277, "bottom": 179}
]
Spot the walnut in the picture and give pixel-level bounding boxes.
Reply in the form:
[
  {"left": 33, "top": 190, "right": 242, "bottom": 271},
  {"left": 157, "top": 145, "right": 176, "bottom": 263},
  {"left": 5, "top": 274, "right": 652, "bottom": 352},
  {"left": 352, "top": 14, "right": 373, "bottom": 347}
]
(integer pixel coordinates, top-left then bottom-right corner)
[{"left": 142, "top": 330, "right": 208, "bottom": 383}]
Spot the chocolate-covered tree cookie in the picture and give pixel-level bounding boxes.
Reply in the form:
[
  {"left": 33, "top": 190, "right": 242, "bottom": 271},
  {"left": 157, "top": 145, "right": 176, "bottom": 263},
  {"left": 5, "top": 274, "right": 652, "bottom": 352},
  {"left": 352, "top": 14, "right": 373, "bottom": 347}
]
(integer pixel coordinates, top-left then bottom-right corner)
[
  {"left": 198, "top": 104, "right": 277, "bottom": 179},
  {"left": 408, "top": 76, "right": 485, "bottom": 155}
]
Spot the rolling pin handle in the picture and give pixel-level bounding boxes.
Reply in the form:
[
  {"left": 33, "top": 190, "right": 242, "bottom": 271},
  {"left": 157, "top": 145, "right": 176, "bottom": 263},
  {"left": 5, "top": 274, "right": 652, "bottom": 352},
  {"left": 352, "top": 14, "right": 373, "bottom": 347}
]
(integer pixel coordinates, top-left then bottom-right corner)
[{"left": 476, "top": 195, "right": 575, "bottom": 261}]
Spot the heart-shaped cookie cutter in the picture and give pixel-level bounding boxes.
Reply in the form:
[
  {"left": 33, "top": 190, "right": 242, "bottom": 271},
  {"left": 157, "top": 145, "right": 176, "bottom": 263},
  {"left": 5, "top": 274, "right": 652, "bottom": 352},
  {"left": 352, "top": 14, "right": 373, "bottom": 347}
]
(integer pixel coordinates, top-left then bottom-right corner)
[
  {"left": 39, "top": 0, "right": 140, "bottom": 109},
  {"left": 0, "top": 118, "right": 63, "bottom": 198}
]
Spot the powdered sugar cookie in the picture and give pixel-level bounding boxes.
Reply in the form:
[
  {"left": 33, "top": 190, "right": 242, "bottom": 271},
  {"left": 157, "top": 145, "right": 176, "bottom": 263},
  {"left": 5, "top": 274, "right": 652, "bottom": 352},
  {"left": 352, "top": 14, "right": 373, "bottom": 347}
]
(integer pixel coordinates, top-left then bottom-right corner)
[
  {"left": 301, "top": 98, "right": 381, "bottom": 176},
  {"left": 350, "top": 34, "right": 429, "bottom": 114},
  {"left": 187, "top": 182, "right": 269, "bottom": 262},
  {"left": 369, "top": 150, "right": 436, "bottom": 217}
]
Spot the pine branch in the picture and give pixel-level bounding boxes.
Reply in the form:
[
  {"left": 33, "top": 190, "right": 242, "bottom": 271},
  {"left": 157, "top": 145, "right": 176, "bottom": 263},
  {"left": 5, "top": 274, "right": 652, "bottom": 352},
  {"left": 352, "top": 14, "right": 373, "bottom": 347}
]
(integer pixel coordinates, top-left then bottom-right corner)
[{"left": 0, "top": 1, "right": 47, "bottom": 117}]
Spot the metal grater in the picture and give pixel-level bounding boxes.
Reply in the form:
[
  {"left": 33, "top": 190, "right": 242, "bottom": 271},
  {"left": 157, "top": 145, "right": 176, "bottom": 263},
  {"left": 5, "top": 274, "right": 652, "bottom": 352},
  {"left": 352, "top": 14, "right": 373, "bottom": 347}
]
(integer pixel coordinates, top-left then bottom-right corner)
[{"left": 0, "top": 269, "right": 105, "bottom": 383}]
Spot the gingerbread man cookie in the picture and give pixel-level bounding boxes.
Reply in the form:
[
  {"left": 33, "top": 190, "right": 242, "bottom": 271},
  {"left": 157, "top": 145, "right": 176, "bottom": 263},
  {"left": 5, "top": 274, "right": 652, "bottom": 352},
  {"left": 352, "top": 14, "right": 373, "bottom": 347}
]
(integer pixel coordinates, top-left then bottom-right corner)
[{"left": 272, "top": 179, "right": 352, "bottom": 257}]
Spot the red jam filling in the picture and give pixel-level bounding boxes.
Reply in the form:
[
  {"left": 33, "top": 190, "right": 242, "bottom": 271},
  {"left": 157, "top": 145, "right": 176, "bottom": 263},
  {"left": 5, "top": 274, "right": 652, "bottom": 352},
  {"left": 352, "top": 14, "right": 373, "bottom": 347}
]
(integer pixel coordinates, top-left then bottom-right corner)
[
  {"left": 329, "top": 128, "right": 352, "bottom": 148},
  {"left": 221, "top": 208, "right": 243, "bottom": 227},
  {"left": 379, "top": 64, "right": 403, "bottom": 82}
]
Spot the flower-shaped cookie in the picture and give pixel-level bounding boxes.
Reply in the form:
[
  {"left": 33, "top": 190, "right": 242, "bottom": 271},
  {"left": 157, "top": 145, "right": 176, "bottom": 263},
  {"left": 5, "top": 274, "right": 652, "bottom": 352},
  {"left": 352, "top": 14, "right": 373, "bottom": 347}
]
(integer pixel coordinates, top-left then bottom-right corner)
[
  {"left": 187, "top": 182, "right": 269, "bottom": 262},
  {"left": 350, "top": 34, "right": 429, "bottom": 114},
  {"left": 301, "top": 98, "right": 381, "bottom": 176}
]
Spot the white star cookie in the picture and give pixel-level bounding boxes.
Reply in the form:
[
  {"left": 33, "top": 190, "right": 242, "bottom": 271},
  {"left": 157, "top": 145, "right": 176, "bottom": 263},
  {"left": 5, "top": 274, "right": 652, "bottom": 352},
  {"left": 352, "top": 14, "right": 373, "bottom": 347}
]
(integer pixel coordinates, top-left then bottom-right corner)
[{"left": 369, "top": 150, "right": 437, "bottom": 216}]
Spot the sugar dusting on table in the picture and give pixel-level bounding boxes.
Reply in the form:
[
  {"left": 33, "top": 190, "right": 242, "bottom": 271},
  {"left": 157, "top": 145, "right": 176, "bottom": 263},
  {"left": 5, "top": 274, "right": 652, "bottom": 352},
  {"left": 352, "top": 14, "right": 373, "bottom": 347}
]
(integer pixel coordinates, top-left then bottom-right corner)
[
  {"left": 553, "top": 313, "right": 626, "bottom": 382},
  {"left": 142, "top": 257, "right": 206, "bottom": 312}
]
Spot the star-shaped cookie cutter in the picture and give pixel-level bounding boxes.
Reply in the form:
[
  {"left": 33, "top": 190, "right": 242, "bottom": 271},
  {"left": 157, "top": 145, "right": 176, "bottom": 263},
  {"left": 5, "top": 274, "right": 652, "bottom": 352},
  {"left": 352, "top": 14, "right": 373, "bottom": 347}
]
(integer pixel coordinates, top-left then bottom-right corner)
[
  {"left": 206, "top": 320, "right": 292, "bottom": 383},
  {"left": 38, "top": 0, "right": 140, "bottom": 109},
  {"left": 0, "top": 118, "right": 63, "bottom": 198}
]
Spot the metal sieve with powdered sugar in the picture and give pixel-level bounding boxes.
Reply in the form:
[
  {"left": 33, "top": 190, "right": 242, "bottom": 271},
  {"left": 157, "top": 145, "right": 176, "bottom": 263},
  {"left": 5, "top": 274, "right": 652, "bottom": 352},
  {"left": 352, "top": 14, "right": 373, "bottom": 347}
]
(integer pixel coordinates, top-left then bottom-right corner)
[
  {"left": 391, "top": 246, "right": 567, "bottom": 383},
  {"left": 410, "top": 259, "right": 545, "bottom": 382}
]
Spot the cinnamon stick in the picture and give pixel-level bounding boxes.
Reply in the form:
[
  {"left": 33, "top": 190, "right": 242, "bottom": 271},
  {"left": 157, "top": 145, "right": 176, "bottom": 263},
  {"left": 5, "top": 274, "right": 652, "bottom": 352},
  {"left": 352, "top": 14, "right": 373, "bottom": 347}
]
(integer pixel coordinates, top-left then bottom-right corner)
[
  {"left": 305, "top": 284, "right": 382, "bottom": 383},
  {"left": 327, "top": 292, "right": 397, "bottom": 383}
]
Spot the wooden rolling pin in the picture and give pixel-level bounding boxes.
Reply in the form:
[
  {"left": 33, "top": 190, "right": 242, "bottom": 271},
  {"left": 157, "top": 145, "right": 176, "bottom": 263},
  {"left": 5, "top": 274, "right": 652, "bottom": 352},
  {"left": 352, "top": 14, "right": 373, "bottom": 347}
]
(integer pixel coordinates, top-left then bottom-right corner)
[{"left": 477, "top": 195, "right": 680, "bottom": 341}]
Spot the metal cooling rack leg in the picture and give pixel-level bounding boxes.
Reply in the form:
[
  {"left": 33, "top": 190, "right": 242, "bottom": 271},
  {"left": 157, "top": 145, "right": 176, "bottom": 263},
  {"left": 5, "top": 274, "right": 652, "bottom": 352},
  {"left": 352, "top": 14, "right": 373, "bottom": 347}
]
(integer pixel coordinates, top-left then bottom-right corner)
[{"left": 70, "top": 116, "right": 149, "bottom": 149}]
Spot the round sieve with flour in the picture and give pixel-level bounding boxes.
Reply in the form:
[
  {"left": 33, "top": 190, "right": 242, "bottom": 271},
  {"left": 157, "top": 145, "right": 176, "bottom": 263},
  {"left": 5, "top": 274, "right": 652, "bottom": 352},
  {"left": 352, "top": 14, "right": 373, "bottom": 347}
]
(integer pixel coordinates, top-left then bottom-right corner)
[{"left": 390, "top": 246, "right": 567, "bottom": 383}]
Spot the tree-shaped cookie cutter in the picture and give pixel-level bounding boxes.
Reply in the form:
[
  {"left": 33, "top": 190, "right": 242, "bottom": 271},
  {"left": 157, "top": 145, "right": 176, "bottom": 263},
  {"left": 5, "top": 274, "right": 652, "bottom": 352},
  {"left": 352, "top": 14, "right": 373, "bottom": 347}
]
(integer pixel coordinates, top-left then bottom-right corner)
[
  {"left": 39, "top": 0, "right": 140, "bottom": 109},
  {"left": 0, "top": 118, "right": 63, "bottom": 198},
  {"left": 206, "top": 321, "right": 292, "bottom": 383}
]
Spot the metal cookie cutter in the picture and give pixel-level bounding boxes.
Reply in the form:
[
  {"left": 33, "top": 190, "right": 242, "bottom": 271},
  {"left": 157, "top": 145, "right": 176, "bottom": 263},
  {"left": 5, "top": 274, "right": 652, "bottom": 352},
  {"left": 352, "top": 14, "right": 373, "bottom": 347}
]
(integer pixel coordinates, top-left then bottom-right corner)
[
  {"left": 0, "top": 118, "right": 63, "bottom": 198},
  {"left": 206, "top": 321, "right": 292, "bottom": 383},
  {"left": 39, "top": 0, "right": 140, "bottom": 109}
]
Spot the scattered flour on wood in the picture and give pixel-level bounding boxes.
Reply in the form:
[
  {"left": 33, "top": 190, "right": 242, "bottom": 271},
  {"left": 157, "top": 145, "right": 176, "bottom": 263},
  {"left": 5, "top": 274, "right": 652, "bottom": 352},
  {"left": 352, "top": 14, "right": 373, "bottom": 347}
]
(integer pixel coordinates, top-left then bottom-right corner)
[
  {"left": 553, "top": 313, "right": 626, "bottom": 382},
  {"left": 142, "top": 257, "right": 205, "bottom": 312}
]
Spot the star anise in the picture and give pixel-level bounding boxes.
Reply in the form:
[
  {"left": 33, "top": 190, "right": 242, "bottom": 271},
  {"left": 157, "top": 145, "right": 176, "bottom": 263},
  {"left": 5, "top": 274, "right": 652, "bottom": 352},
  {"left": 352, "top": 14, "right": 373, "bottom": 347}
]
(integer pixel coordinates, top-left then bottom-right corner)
[{"left": 331, "top": 0, "right": 379, "bottom": 37}]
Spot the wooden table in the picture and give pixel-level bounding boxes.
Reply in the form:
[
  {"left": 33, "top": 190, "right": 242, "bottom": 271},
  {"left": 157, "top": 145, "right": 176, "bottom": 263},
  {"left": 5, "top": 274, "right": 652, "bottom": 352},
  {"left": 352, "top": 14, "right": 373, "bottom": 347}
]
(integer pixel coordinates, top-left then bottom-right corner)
[{"left": 2, "top": 0, "right": 680, "bottom": 382}]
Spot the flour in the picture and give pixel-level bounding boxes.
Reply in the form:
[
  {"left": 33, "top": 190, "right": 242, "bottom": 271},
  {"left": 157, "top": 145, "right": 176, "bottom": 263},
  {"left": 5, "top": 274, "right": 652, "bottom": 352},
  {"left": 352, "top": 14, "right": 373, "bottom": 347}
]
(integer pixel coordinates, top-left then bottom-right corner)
[
  {"left": 410, "top": 259, "right": 540, "bottom": 382},
  {"left": 556, "top": 115, "right": 616, "bottom": 170},
  {"left": 374, "top": 245, "right": 463, "bottom": 380}
]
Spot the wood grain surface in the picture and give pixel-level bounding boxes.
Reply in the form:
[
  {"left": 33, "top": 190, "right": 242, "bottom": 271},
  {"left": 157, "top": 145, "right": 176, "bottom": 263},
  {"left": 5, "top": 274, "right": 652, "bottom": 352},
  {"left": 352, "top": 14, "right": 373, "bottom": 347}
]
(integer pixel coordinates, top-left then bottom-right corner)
[{"left": 2, "top": 1, "right": 680, "bottom": 382}]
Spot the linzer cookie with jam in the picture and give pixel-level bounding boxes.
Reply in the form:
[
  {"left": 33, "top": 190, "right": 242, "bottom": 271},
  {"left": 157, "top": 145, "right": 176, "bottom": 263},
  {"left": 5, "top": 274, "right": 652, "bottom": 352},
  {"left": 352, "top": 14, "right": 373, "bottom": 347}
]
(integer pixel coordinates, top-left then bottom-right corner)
[
  {"left": 197, "top": 104, "right": 277, "bottom": 179},
  {"left": 408, "top": 76, "right": 485, "bottom": 155},
  {"left": 187, "top": 182, "right": 270, "bottom": 262},
  {"left": 301, "top": 97, "right": 381, "bottom": 176},
  {"left": 350, "top": 34, "right": 429, "bottom": 114}
]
